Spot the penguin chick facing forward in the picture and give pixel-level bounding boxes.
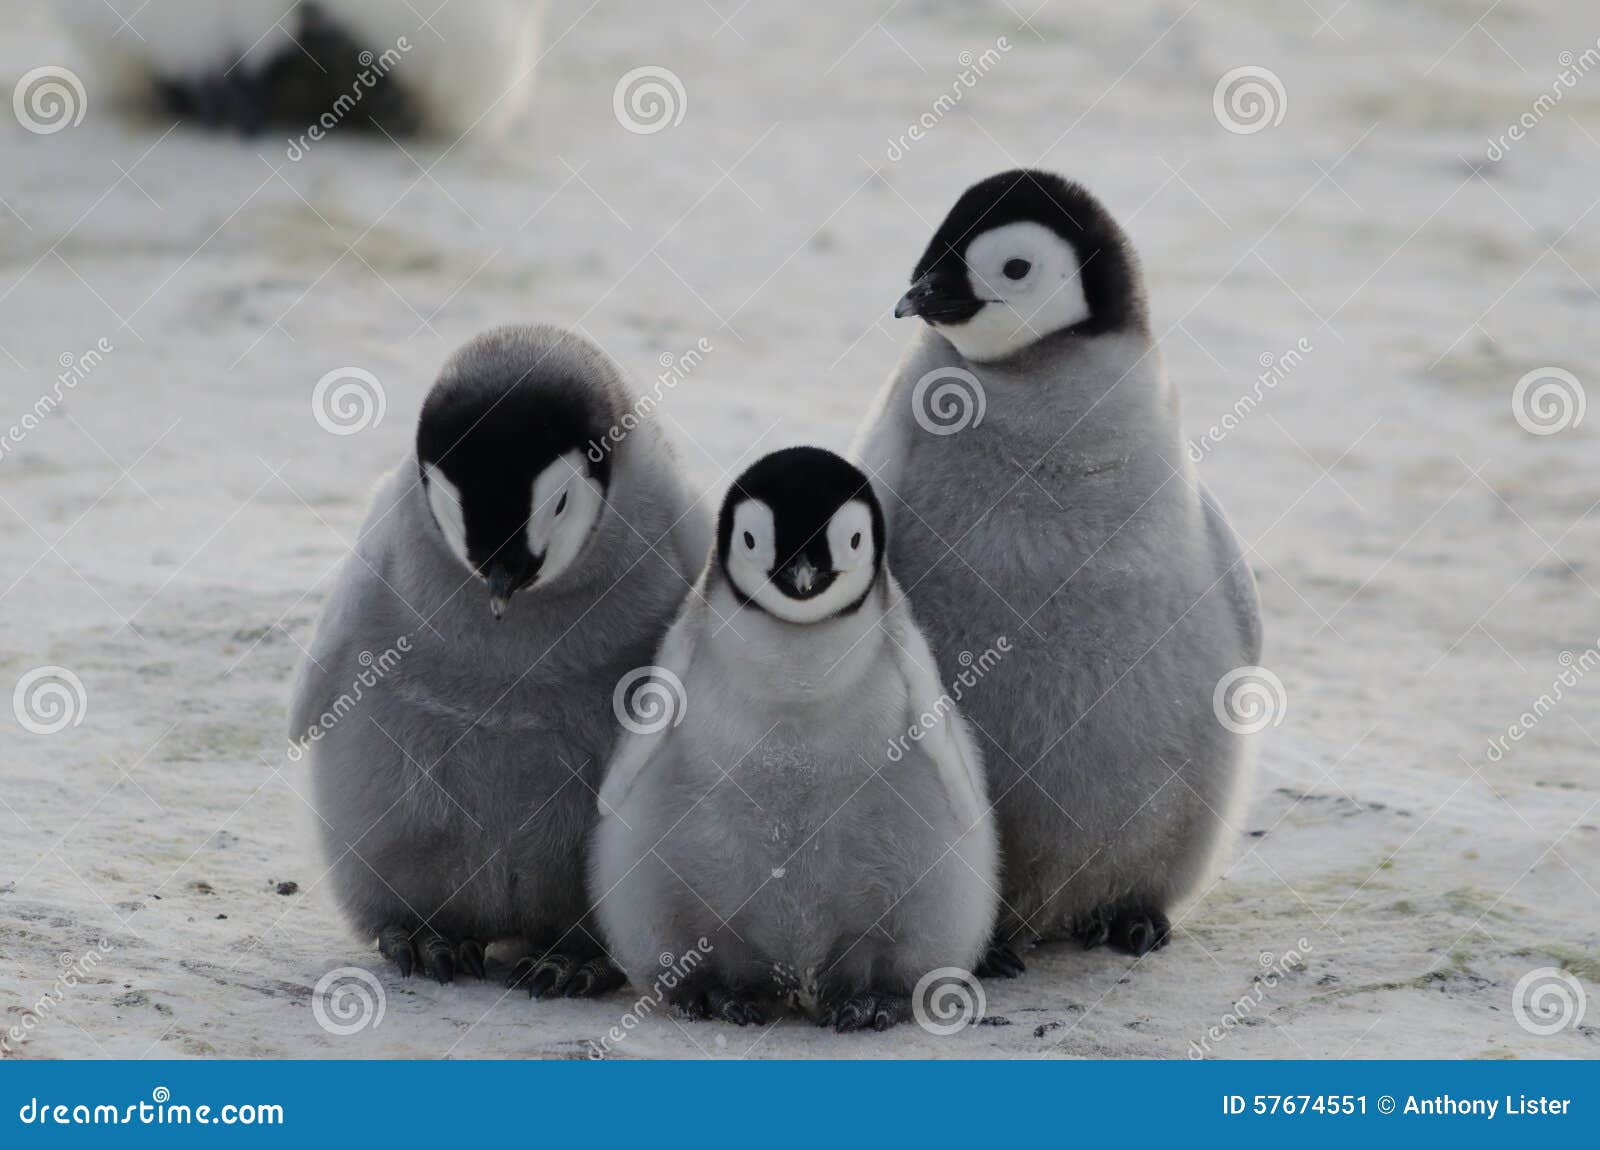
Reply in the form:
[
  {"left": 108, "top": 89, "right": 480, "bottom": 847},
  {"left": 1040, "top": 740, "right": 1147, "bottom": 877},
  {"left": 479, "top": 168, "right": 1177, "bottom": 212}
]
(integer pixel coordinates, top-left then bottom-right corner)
[
  {"left": 54, "top": 0, "right": 545, "bottom": 139},
  {"left": 855, "top": 170, "right": 1263, "bottom": 970},
  {"left": 591, "top": 447, "right": 999, "bottom": 1032},
  {"left": 290, "top": 324, "right": 707, "bottom": 994}
]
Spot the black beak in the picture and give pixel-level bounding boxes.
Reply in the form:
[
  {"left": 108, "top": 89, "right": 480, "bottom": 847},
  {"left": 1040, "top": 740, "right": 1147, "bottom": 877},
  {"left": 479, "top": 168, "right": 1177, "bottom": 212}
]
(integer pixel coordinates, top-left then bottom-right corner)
[
  {"left": 895, "top": 272, "right": 982, "bottom": 323},
  {"left": 485, "top": 557, "right": 540, "bottom": 620},
  {"left": 894, "top": 274, "right": 937, "bottom": 319},
  {"left": 776, "top": 557, "right": 836, "bottom": 600}
]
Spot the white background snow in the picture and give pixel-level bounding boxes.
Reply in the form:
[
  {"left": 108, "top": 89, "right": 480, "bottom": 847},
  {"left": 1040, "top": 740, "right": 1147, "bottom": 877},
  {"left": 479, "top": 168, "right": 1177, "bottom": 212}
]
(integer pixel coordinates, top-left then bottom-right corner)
[{"left": 0, "top": 0, "right": 1597, "bottom": 1058}]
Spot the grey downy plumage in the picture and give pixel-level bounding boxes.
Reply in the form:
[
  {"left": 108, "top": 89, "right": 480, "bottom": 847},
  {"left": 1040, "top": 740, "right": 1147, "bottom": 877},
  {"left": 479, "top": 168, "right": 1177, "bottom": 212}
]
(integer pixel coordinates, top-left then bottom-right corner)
[
  {"left": 853, "top": 170, "right": 1262, "bottom": 970},
  {"left": 289, "top": 324, "right": 708, "bottom": 993},
  {"left": 590, "top": 447, "right": 999, "bottom": 1031}
]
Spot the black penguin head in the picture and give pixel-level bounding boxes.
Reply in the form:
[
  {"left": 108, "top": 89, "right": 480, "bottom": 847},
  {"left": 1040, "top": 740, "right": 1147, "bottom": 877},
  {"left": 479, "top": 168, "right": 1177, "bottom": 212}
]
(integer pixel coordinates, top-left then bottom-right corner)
[
  {"left": 717, "top": 447, "right": 885, "bottom": 625},
  {"left": 894, "top": 169, "right": 1146, "bottom": 362},
  {"left": 416, "top": 361, "right": 610, "bottom": 619}
]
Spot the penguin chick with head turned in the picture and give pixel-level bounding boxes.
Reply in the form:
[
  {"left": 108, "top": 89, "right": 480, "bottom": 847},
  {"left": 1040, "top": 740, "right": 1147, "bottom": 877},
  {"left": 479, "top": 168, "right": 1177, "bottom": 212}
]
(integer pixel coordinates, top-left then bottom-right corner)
[
  {"left": 54, "top": 0, "right": 545, "bottom": 139},
  {"left": 290, "top": 324, "right": 708, "bottom": 994},
  {"left": 854, "top": 170, "right": 1262, "bottom": 971},
  {"left": 590, "top": 447, "right": 999, "bottom": 1032}
]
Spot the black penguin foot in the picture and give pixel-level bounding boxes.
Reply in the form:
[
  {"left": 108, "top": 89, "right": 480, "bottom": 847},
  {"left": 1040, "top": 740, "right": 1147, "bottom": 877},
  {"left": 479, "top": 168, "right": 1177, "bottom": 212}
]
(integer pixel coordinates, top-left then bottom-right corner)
[
  {"left": 377, "top": 924, "right": 417, "bottom": 977},
  {"left": 377, "top": 928, "right": 487, "bottom": 983},
  {"left": 1076, "top": 906, "right": 1171, "bottom": 956},
  {"left": 819, "top": 991, "right": 906, "bottom": 1033},
  {"left": 418, "top": 933, "right": 457, "bottom": 984},
  {"left": 563, "top": 957, "right": 626, "bottom": 999},
  {"left": 509, "top": 953, "right": 571, "bottom": 998},
  {"left": 509, "top": 952, "right": 624, "bottom": 999},
  {"left": 975, "top": 940, "right": 1027, "bottom": 979},
  {"left": 456, "top": 938, "right": 487, "bottom": 980},
  {"left": 671, "top": 981, "right": 767, "bottom": 1026}
]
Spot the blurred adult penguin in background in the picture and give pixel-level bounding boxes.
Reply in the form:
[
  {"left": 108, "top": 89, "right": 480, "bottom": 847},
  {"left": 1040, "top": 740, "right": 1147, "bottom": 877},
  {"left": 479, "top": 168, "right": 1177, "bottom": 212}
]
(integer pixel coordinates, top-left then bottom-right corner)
[{"left": 55, "top": 0, "right": 547, "bottom": 139}]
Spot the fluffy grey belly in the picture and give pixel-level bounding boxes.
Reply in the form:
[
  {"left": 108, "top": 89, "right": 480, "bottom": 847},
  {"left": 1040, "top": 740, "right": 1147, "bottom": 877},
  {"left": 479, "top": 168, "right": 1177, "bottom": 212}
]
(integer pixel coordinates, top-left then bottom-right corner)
[{"left": 889, "top": 518, "right": 1249, "bottom": 934}]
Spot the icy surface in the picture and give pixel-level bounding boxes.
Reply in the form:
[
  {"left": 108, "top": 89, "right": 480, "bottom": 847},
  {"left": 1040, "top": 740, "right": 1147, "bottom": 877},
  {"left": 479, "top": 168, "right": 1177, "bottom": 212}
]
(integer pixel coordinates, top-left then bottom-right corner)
[{"left": 0, "top": 0, "right": 1596, "bottom": 1059}]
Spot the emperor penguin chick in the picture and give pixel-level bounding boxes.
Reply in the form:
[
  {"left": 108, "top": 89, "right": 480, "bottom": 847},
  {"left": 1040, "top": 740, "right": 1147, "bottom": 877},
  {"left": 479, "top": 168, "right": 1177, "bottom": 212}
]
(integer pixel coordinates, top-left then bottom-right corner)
[
  {"left": 591, "top": 447, "right": 999, "bottom": 1032},
  {"left": 289, "top": 324, "right": 708, "bottom": 994},
  {"left": 855, "top": 170, "right": 1264, "bottom": 970}
]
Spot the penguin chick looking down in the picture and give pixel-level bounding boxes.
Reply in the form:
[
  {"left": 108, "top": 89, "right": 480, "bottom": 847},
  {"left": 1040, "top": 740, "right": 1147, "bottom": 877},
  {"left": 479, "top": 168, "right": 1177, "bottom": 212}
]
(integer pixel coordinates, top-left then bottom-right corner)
[
  {"left": 592, "top": 447, "right": 998, "bottom": 1032},
  {"left": 856, "top": 170, "right": 1262, "bottom": 970},
  {"left": 290, "top": 324, "right": 707, "bottom": 994}
]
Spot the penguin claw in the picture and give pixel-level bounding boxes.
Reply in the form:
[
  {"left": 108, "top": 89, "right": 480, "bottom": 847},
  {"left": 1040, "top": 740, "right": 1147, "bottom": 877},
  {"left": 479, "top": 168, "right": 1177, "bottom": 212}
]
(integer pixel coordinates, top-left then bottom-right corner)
[
  {"left": 1117, "top": 911, "right": 1171, "bottom": 956},
  {"left": 564, "top": 957, "right": 626, "bottom": 999},
  {"left": 456, "top": 939, "right": 487, "bottom": 980},
  {"left": 377, "top": 925, "right": 417, "bottom": 978},
  {"left": 708, "top": 988, "right": 765, "bottom": 1027},
  {"left": 976, "top": 941, "right": 1027, "bottom": 979},
  {"left": 419, "top": 935, "right": 455, "bottom": 984},
  {"left": 824, "top": 991, "right": 904, "bottom": 1033},
  {"left": 1076, "top": 906, "right": 1171, "bottom": 956},
  {"left": 672, "top": 982, "right": 764, "bottom": 1025},
  {"left": 510, "top": 953, "right": 575, "bottom": 999},
  {"left": 1076, "top": 910, "right": 1113, "bottom": 951}
]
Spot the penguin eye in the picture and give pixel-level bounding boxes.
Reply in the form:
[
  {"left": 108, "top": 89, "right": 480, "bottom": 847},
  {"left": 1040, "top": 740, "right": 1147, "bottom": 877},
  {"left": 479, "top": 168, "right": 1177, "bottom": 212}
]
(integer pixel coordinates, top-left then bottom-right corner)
[
  {"left": 1003, "top": 258, "right": 1031, "bottom": 280},
  {"left": 850, "top": 532, "right": 861, "bottom": 550},
  {"left": 555, "top": 491, "right": 568, "bottom": 516},
  {"left": 743, "top": 531, "right": 755, "bottom": 551}
]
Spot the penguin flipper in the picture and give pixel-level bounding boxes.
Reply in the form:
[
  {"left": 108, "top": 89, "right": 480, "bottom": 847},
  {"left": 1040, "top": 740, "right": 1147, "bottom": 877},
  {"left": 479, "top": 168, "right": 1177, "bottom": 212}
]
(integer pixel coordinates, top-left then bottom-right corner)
[
  {"left": 286, "top": 562, "right": 374, "bottom": 746},
  {"left": 287, "top": 469, "right": 414, "bottom": 748},
  {"left": 884, "top": 581, "right": 986, "bottom": 828},
  {"left": 595, "top": 588, "right": 706, "bottom": 817},
  {"left": 664, "top": 477, "right": 713, "bottom": 584},
  {"left": 1198, "top": 481, "right": 1263, "bottom": 664},
  {"left": 849, "top": 367, "right": 920, "bottom": 533}
]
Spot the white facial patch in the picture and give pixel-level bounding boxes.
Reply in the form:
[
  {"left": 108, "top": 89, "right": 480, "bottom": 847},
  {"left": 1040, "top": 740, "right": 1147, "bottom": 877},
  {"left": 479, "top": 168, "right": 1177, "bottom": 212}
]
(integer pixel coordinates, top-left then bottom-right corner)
[
  {"left": 423, "top": 464, "right": 472, "bottom": 571},
  {"left": 527, "top": 448, "right": 605, "bottom": 586},
  {"left": 825, "top": 500, "right": 874, "bottom": 575},
  {"left": 727, "top": 499, "right": 777, "bottom": 602},
  {"left": 947, "top": 221, "right": 1089, "bottom": 362},
  {"left": 726, "top": 497, "right": 877, "bottom": 625}
]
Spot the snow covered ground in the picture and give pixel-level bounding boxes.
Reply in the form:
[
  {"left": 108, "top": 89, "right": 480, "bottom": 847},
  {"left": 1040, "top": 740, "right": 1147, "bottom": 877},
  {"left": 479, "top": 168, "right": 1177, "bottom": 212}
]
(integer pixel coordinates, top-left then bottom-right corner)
[{"left": 1, "top": 0, "right": 1597, "bottom": 1059}]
